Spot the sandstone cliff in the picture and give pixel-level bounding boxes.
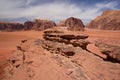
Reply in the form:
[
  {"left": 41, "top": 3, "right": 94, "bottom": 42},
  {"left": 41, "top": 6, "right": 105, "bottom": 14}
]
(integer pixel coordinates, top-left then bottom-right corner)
[{"left": 87, "top": 10, "right": 120, "bottom": 30}]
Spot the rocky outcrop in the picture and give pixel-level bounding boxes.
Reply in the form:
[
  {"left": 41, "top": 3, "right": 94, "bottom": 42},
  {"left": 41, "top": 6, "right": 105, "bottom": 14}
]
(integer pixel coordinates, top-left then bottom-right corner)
[
  {"left": 95, "top": 42, "right": 120, "bottom": 63},
  {"left": 43, "top": 27, "right": 89, "bottom": 49},
  {"left": 32, "top": 19, "right": 56, "bottom": 31},
  {"left": 0, "top": 22, "right": 24, "bottom": 31},
  {"left": 65, "top": 17, "right": 85, "bottom": 31},
  {"left": 87, "top": 10, "right": 120, "bottom": 30},
  {"left": 2, "top": 27, "right": 120, "bottom": 80}
]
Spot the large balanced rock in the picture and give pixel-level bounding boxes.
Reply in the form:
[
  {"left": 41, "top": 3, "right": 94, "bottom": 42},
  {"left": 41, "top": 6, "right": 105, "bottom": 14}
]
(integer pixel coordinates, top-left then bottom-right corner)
[
  {"left": 65, "top": 17, "right": 85, "bottom": 31},
  {"left": 0, "top": 22, "right": 24, "bottom": 31},
  {"left": 87, "top": 10, "right": 120, "bottom": 30}
]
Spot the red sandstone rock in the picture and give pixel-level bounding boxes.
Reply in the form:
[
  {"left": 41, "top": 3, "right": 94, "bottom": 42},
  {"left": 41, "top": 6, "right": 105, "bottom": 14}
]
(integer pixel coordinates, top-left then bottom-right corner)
[
  {"left": 24, "top": 21, "right": 33, "bottom": 30},
  {"left": 87, "top": 10, "right": 120, "bottom": 30},
  {"left": 65, "top": 17, "right": 85, "bottom": 31},
  {"left": 32, "top": 19, "right": 56, "bottom": 31}
]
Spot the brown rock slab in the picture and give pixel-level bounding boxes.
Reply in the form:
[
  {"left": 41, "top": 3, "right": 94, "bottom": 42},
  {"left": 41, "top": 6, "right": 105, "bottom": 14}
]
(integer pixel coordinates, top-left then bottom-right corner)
[{"left": 96, "top": 42, "right": 120, "bottom": 63}]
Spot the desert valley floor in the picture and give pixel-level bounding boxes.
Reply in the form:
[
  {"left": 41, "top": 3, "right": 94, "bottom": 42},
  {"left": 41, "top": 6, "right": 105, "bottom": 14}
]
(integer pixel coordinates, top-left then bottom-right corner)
[{"left": 0, "top": 28, "right": 120, "bottom": 80}]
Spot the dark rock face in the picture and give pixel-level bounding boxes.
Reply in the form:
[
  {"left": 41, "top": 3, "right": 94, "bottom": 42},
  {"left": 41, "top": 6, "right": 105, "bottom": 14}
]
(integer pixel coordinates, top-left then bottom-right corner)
[
  {"left": 0, "top": 22, "right": 24, "bottom": 31},
  {"left": 87, "top": 10, "right": 120, "bottom": 30},
  {"left": 65, "top": 17, "right": 85, "bottom": 31},
  {"left": 32, "top": 19, "right": 56, "bottom": 31}
]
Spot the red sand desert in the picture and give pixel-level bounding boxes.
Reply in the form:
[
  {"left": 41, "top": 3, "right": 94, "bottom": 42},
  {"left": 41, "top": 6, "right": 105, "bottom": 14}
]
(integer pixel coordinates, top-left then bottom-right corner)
[{"left": 0, "top": 28, "right": 120, "bottom": 80}]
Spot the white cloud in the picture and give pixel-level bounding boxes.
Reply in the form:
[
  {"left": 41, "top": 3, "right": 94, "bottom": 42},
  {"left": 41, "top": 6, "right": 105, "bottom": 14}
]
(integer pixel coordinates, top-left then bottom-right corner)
[
  {"left": 96, "top": 1, "right": 118, "bottom": 9},
  {"left": 0, "top": 0, "right": 119, "bottom": 24}
]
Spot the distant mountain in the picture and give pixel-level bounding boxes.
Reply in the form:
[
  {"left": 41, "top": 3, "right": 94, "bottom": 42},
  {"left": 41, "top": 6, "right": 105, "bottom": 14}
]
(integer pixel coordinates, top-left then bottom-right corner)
[{"left": 87, "top": 10, "right": 120, "bottom": 30}]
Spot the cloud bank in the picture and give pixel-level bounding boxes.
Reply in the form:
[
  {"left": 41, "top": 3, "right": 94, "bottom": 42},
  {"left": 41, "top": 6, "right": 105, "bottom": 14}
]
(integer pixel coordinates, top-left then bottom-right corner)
[{"left": 0, "top": 0, "right": 119, "bottom": 24}]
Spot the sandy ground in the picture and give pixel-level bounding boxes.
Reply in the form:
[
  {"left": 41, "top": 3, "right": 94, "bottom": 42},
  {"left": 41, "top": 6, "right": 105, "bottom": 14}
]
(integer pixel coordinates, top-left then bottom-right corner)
[
  {"left": 0, "top": 29, "right": 120, "bottom": 79},
  {"left": 0, "top": 30, "right": 43, "bottom": 79},
  {"left": 0, "top": 30, "right": 43, "bottom": 56}
]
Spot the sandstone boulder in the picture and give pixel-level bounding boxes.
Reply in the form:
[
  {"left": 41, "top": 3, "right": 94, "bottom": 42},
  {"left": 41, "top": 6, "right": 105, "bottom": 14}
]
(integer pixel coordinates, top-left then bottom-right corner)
[
  {"left": 65, "top": 17, "right": 85, "bottom": 31},
  {"left": 87, "top": 10, "right": 120, "bottom": 30}
]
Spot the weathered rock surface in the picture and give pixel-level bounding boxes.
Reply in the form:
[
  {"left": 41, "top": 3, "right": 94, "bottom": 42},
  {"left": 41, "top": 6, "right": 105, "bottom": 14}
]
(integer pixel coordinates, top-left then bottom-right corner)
[
  {"left": 65, "top": 17, "right": 85, "bottom": 31},
  {"left": 2, "top": 27, "right": 120, "bottom": 80},
  {"left": 0, "top": 22, "right": 24, "bottom": 31},
  {"left": 87, "top": 10, "right": 120, "bottom": 30},
  {"left": 95, "top": 42, "right": 120, "bottom": 63},
  {"left": 43, "top": 27, "right": 89, "bottom": 49}
]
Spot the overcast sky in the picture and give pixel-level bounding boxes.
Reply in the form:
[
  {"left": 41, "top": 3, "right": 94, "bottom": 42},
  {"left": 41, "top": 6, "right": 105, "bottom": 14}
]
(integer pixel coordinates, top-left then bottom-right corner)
[{"left": 0, "top": 0, "right": 120, "bottom": 24}]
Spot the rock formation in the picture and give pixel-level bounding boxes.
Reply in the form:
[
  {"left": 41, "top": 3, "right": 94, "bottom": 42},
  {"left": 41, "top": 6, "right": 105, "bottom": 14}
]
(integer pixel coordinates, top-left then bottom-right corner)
[
  {"left": 0, "top": 19, "right": 56, "bottom": 31},
  {"left": 0, "top": 22, "right": 24, "bottom": 31},
  {"left": 65, "top": 17, "right": 85, "bottom": 31},
  {"left": 95, "top": 41, "right": 120, "bottom": 63},
  {"left": 87, "top": 10, "right": 120, "bottom": 30},
  {"left": 24, "top": 21, "right": 33, "bottom": 30},
  {"left": 32, "top": 19, "right": 56, "bottom": 31},
  {"left": 2, "top": 27, "right": 120, "bottom": 80}
]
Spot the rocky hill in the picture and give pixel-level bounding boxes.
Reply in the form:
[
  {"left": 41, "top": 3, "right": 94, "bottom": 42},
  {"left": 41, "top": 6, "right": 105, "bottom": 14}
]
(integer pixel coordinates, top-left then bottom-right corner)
[
  {"left": 87, "top": 10, "right": 120, "bottom": 30},
  {"left": 65, "top": 17, "right": 85, "bottom": 31},
  {"left": 24, "top": 19, "right": 56, "bottom": 31},
  {"left": 2, "top": 27, "right": 120, "bottom": 80},
  {"left": 0, "top": 22, "right": 24, "bottom": 31},
  {"left": 0, "top": 19, "right": 56, "bottom": 31}
]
